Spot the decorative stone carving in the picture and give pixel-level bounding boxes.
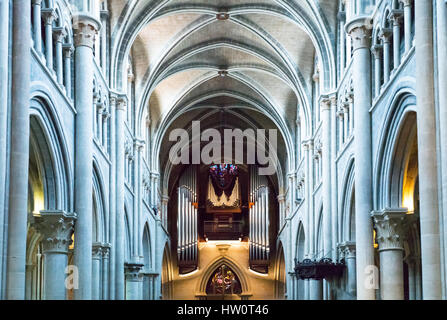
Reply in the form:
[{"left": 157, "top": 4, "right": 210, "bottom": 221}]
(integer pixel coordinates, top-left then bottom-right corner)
[
  {"left": 62, "top": 43, "right": 74, "bottom": 58},
  {"left": 73, "top": 14, "right": 100, "bottom": 49},
  {"left": 372, "top": 208, "right": 411, "bottom": 251},
  {"left": 124, "top": 263, "right": 144, "bottom": 282},
  {"left": 379, "top": 28, "right": 393, "bottom": 43},
  {"left": 92, "top": 242, "right": 103, "bottom": 260},
  {"left": 338, "top": 241, "right": 356, "bottom": 259},
  {"left": 34, "top": 211, "right": 77, "bottom": 254},
  {"left": 346, "top": 17, "right": 373, "bottom": 50},
  {"left": 41, "top": 8, "right": 58, "bottom": 26},
  {"left": 53, "top": 27, "right": 67, "bottom": 43}
]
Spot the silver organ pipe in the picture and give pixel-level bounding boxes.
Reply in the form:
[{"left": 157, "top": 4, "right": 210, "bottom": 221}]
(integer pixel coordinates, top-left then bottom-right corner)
[
  {"left": 249, "top": 166, "right": 270, "bottom": 271},
  {"left": 177, "top": 166, "right": 198, "bottom": 272}
]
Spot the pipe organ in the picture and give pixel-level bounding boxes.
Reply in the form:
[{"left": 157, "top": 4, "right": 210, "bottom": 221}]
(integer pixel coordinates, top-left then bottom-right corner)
[
  {"left": 249, "top": 165, "right": 270, "bottom": 273},
  {"left": 177, "top": 166, "right": 198, "bottom": 274}
]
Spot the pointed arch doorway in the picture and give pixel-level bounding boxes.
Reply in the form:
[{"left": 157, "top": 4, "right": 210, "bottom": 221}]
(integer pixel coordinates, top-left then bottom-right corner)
[{"left": 205, "top": 264, "right": 242, "bottom": 300}]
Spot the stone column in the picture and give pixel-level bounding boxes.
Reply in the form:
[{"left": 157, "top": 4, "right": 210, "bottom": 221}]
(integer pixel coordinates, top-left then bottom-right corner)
[
  {"left": 320, "top": 97, "right": 332, "bottom": 259},
  {"left": 108, "top": 93, "right": 117, "bottom": 299},
  {"left": 32, "top": 0, "right": 43, "bottom": 54},
  {"left": 309, "top": 279, "right": 323, "bottom": 300},
  {"left": 401, "top": 0, "right": 413, "bottom": 53},
  {"left": 343, "top": 102, "right": 349, "bottom": 139},
  {"left": 337, "top": 109, "right": 344, "bottom": 147},
  {"left": 96, "top": 101, "right": 104, "bottom": 143},
  {"left": 380, "top": 29, "right": 392, "bottom": 83},
  {"left": 125, "top": 263, "right": 144, "bottom": 300},
  {"left": 91, "top": 243, "right": 102, "bottom": 300},
  {"left": 101, "top": 244, "right": 110, "bottom": 300},
  {"left": 134, "top": 140, "right": 145, "bottom": 258},
  {"left": 100, "top": 10, "right": 108, "bottom": 75},
  {"left": 72, "top": 14, "right": 100, "bottom": 300},
  {"left": 35, "top": 211, "right": 76, "bottom": 300},
  {"left": 346, "top": 17, "right": 375, "bottom": 300},
  {"left": 41, "top": 8, "right": 57, "bottom": 71},
  {"left": 390, "top": 10, "right": 403, "bottom": 68},
  {"left": 338, "top": 11, "right": 346, "bottom": 74},
  {"left": 62, "top": 44, "right": 73, "bottom": 98},
  {"left": 115, "top": 95, "right": 127, "bottom": 300},
  {"left": 0, "top": 0, "right": 9, "bottom": 299},
  {"left": 339, "top": 242, "right": 356, "bottom": 297},
  {"left": 372, "top": 209, "right": 409, "bottom": 300},
  {"left": 53, "top": 28, "right": 66, "bottom": 85},
  {"left": 372, "top": 44, "right": 383, "bottom": 97},
  {"left": 415, "top": 0, "right": 442, "bottom": 300},
  {"left": 5, "top": 0, "right": 31, "bottom": 300},
  {"left": 436, "top": 0, "right": 447, "bottom": 298},
  {"left": 102, "top": 111, "right": 110, "bottom": 149}
]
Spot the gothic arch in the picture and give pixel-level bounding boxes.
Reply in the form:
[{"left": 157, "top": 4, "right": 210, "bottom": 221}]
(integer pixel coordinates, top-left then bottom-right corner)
[
  {"left": 92, "top": 160, "right": 107, "bottom": 243},
  {"left": 375, "top": 91, "right": 417, "bottom": 210},
  {"left": 274, "top": 241, "right": 286, "bottom": 299},
  {"left": 196, "top": 256, "right": 250, "bottom": 298},
  {"left": 340, "top": 157, "right": 355, "bottom": 242}
]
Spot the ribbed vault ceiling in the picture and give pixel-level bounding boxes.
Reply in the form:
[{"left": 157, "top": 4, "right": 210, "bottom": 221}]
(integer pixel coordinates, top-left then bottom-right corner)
[{"left": 109, "top": 0, "right": 337, "bottom": 185}]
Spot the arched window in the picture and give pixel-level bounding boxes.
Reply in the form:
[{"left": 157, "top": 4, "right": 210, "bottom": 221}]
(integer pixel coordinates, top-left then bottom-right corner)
[{"left": 206, "top": 264, "right": 242, "bottom": 295}]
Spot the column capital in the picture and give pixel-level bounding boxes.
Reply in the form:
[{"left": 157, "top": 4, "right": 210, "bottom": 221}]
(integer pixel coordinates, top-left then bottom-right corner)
[
  {"left": 399, "top": 0, "right": 413, "bottom": 7},
  {"left": 134, "top": 139, "right": 146, "bottom": 150},
  {"left": 102, "top": 110, "right": 111, "bottom": 119},
  {"left": 124, "top": 263, "right": 144, "bottom": 282},
  {"left": 277, "top": 194, "right": 286, "bottom": 203},
  {"left": 34, "top": 211, "right": 77, "bottom": 254},
  {"left": 346, "top": 17, "right": 373, "bottom": 51},
  {"left": 41, "top": 8, "right": 58, "bottom": 25},
  {"left": 53, "top": 27, "right": 67, "bottom": 42},
  {"left": 338, "top": 241, "right": 356, "bottom": 259},
  {"left": 302, "top": 139, "right": 314, "bottom": 151},
  {"left": 32, "top": 0, "right": 43, "bottom": 5},
  {"left": 389, "top": 9, "right": 404, "bottom": 25},
  {"left": 371, "top": 208, "right": 412, "bottom": 251},
  {"left": 116, "top": 95, "right": 127, "bottom": 111},
  {"left": 92, "top": 242, "right": 103, "bottom": 260},
  {"left": 371, "top": 43, "right": 383, "bottom": 58},
  {"left": 379, "top": 28, "right": 393, "bottom": 43},
  {"left": 320, "top": 93, "right": 337, "bottom": 111},
  {"left": 62, "top": 43, "right": 74, "bottom": 58},
  {"left": 73, "top": 14, "right": 101, "bottom": 49},
  {"left": 101, "top": 243, "right": 111, "bottom": 259}
]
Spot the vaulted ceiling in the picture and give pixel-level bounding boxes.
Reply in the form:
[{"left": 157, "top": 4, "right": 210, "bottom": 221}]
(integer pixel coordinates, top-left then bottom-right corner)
[{"left": 108, "top": 0, "right": 338, "bottom": 187}]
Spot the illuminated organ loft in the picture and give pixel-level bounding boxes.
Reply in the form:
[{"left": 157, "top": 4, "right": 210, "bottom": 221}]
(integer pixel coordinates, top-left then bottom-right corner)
[{"left": 175, "top": 164, "right": 276, "bottom": 275}]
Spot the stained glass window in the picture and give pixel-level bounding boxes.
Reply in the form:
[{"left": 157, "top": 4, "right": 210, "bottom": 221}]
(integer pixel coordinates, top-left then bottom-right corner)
[{"left": 206, "top": 264, "right": 242, "bottom": 295}]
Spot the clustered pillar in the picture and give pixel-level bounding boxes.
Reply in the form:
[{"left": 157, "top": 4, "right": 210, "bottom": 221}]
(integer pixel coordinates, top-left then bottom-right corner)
[{"left": 72, "top": 13, "right": 100, "bottom": 300}]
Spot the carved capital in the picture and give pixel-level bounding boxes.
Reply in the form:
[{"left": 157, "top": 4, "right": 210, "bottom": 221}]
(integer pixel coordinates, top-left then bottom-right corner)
[
  {"left": 92, "top": 242, "right": 103, "bottom": 260},
  {"left": 102, "top": 243, "right": 111, "bottom": 259},
  {"left": 73, "top": 14, "right": 100, "bottom": 49},
  {"left": 379, "top": 28, "right": 393, "bottom": 43},
  {"left": 125, "top": 263, "right": 144, "bottom": 282},
  {"left": 62, "top": 44, "right": 74, "bottom": 58},
  {"left": 53, "top": 27, "right": 67, "bottom": 43},
  {"left": 116, "top": 95, "right": 127, "bottom": 111},
  {"left": 41, "top": 8, "right": 58, "bottom": 25},
  {"left": 372, "top": 208, "right": 410, "bottom": 251},
  {"left": 389, "top": 9, "right": 404, "bottom": 25},
  {"left": 399, "top": 0, "right": 413, "bottom": 7},
  {"left": 338, "top": 241, "right": 356, "bottom": 259},
  {"left": 346, "top": 17, "right": 373, "bottom": 51},
  {"left": 34, "top": 211, "right": 76, "bottom": 254},
  {"left": 371, "top": 44, "right": 383, "bottom": 59}
]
